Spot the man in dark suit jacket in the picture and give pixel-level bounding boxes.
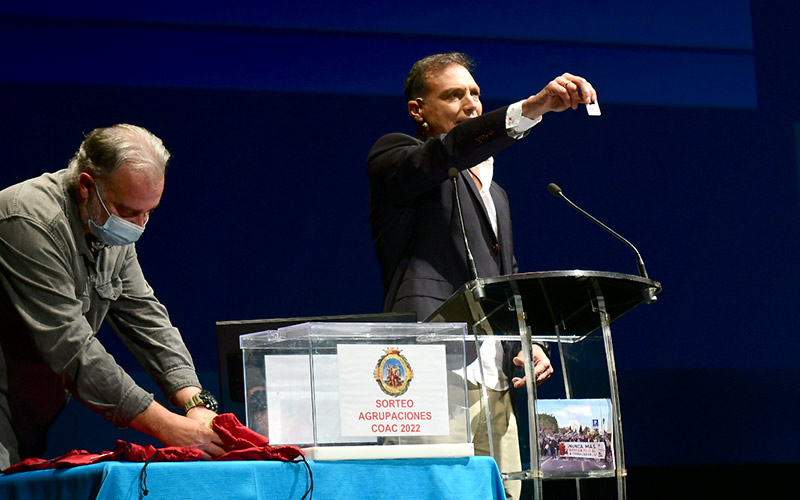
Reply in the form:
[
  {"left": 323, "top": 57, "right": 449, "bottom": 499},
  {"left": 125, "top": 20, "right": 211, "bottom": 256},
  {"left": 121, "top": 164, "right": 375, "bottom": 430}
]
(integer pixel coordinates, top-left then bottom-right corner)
[
  {"left": 367, "top": 52, "right": 598, "bottom": 499},
  {"left": 368, "top": 104, "right": 518, "bottom": 317}
]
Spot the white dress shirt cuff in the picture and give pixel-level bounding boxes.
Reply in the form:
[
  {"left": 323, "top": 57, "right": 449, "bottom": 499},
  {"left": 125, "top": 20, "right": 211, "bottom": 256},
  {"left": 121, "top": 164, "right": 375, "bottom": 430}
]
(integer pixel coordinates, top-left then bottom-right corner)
[{"left": 506, "top": 100, "right": 542, "bottom": 139}]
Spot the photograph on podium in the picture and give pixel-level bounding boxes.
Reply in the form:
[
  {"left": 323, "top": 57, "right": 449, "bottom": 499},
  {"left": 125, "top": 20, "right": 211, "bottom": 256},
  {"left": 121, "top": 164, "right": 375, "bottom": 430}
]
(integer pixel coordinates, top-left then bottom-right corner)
[{"left": 535, "top": 399, "right": 615, "bottom": 477}]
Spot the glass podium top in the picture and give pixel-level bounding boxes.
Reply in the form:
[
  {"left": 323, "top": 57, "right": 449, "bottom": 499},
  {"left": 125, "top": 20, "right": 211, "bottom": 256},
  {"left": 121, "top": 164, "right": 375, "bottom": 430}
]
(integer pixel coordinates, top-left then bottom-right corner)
[{"left": 425, "top": 270, "right": 662, "bottom": 342}]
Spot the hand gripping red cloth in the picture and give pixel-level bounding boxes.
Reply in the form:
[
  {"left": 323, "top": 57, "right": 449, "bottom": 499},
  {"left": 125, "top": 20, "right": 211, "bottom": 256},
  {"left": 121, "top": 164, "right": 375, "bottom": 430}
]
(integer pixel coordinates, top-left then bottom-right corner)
[{"left": 2, "top": 413, "right": 304, "bottom": 473}]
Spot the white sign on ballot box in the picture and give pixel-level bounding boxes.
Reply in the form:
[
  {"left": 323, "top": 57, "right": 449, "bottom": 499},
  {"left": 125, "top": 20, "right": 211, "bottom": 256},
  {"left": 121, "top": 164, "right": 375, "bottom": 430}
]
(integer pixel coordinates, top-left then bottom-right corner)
[{"left": 337, "top": 344, "right": 450, "bottom": 437}]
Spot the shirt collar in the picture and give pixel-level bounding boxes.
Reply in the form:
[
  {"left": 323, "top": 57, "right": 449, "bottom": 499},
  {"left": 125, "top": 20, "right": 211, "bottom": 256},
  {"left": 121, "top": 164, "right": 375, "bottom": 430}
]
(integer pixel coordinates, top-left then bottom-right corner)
[
  {"left": 60, "top": 170, "right": 102, "bottom": 259},
  {"left": 469, "top": 157, "right": 494, "bottom": 194}
]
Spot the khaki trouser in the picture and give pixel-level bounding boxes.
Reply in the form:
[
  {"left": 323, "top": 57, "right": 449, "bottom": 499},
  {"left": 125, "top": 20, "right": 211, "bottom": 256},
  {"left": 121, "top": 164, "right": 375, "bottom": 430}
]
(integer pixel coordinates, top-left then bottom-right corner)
[
  {"left": 390, "top": 377, "right": 522, "bottom": 500},
  {"left": 468, "top": 382, "right": 521, "bottom": 500}
]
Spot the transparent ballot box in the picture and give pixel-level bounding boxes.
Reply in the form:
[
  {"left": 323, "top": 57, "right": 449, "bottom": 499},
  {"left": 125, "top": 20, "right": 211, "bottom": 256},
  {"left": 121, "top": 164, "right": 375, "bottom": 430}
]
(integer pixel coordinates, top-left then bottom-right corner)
[{"left": 239, "top": 321, "right": 472, "bottom": 460}]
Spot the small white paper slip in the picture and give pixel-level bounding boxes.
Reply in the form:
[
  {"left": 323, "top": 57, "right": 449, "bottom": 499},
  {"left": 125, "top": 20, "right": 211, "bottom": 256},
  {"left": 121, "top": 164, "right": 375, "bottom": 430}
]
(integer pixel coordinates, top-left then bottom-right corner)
[{"left": 586, "top": 100, "right": 601, "bottom": 116}]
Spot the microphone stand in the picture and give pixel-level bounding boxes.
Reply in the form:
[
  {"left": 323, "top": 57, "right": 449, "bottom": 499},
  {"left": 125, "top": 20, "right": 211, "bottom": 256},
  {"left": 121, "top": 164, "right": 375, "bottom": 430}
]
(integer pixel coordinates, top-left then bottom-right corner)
[
  {"left": 548, "top": 183, "right": 657, "bottom": 304},
  {"left": 451, "top": 168, "right": 486, "bottom": 302}
]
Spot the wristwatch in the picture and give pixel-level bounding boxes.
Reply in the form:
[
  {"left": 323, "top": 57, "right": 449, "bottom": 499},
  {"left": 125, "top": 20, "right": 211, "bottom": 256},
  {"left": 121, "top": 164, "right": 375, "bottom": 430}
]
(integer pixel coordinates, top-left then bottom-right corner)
[{"left": 183, "top": 390, "right": 219, "bottom": 414}]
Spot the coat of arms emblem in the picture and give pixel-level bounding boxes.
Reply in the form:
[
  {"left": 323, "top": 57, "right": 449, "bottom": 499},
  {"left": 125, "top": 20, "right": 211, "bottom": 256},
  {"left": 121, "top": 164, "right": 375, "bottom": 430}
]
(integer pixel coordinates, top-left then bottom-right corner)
[{"left": 373, "top": 347, "right": 414, "bottom": 396}]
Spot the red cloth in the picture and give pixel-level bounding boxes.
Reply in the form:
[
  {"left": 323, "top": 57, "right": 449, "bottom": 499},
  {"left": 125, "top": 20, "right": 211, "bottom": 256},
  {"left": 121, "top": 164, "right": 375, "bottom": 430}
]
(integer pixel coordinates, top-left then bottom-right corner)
[
  {"left": 2, "top": 413, "right": 304, "bottom": 474},
  {"left": 1, "top": 449, "right": 115, "bottom": 473},
  {"left": 114, "top": 440, "right": 206, "bottom": 462},
  {"left": 212, "top": 413, "right": 304, "bottom": 462}
]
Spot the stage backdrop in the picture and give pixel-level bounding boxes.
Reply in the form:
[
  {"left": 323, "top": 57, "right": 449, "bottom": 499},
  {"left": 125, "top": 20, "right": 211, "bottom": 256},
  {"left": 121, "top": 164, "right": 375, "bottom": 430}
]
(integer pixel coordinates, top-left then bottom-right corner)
[{"left": 1, "top": 0, "right": 798, "bottom": 468}]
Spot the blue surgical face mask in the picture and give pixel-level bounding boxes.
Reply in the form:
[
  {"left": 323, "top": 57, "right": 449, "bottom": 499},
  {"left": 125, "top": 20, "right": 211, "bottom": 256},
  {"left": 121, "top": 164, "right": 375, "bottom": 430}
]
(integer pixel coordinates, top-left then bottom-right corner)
[{"left": 88, "top": 184, "right": 145, "bottom": 246}]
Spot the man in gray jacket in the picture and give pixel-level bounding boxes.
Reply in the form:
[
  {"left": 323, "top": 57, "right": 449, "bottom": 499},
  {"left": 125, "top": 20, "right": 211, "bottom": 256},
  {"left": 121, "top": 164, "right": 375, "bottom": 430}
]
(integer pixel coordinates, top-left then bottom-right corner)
[{"left": 0, "top": 124, "right": 223, "bottom": 469}]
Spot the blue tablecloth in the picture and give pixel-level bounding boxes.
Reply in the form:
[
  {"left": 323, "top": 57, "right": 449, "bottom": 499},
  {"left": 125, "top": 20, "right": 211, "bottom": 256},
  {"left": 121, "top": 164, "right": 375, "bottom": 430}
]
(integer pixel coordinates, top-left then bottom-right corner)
[{"left": 0, "top": 456, "right": 505, "bottom": 500}]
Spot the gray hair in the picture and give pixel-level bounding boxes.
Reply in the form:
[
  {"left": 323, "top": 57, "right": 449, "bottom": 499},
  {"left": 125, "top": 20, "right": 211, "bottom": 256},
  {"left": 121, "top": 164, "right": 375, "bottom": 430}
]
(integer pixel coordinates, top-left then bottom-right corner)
[
  {"left": 404, "top": 52, "right": 475, "bottom": 102},
  {"left": 67, "top": 124, "right": 170, "bottom": 184}
]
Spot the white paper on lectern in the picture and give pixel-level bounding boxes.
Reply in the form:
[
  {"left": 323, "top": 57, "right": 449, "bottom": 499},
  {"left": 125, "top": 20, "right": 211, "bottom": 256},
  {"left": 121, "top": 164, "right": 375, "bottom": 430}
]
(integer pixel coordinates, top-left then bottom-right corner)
[{"left": 337, "top": 344, "right": 449, "bottom": 437}]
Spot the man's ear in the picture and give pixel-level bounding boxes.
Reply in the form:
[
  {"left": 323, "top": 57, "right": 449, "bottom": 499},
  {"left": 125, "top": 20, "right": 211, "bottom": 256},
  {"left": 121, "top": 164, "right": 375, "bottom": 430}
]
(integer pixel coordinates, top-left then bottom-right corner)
[
  {"left": 77, "top": 172, "right": 94, "bottom": 202},
  {"left": 407, "top": 98, "right": 424, "bottom": 124}
]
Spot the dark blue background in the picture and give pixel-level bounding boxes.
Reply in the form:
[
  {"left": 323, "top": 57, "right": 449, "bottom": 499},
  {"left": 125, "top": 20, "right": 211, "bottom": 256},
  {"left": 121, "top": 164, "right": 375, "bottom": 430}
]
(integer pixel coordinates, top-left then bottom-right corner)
[{"left": 1, "top": 0, "right": 797, "bottom": 469}]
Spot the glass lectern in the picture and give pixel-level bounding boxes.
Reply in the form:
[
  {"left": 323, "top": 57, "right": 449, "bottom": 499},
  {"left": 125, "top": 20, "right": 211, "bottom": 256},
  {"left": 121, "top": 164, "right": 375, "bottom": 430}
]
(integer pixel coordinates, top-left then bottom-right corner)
[{"left": 426, "top": 270, "right": 661, "bottom": 500}]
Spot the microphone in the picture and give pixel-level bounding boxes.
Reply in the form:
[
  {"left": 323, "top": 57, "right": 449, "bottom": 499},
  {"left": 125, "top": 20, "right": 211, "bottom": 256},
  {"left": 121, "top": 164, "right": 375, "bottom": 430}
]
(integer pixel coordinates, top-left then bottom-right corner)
[
  {"left": 548, "top": 183, "right": 657, "bottom": 303},
  {"left": 450, "top": 168, "right": 486, "bottom": 302}
]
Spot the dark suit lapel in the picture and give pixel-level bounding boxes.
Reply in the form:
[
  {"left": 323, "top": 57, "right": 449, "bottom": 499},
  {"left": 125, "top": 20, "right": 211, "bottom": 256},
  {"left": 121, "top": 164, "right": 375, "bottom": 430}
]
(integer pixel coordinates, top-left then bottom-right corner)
[
  {"left": 460, "top": 169, "right": 498, "bottom": 245},
  {"left": 490, "top": 182, "right": 515, "bottom": 274}
]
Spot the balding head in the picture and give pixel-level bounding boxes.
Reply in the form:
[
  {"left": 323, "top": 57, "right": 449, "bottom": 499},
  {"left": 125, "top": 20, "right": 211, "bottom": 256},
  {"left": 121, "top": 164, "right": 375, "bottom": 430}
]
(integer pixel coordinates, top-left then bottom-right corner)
[{"left": 68, "top": 124, "right": 170, "bottom": 186}]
